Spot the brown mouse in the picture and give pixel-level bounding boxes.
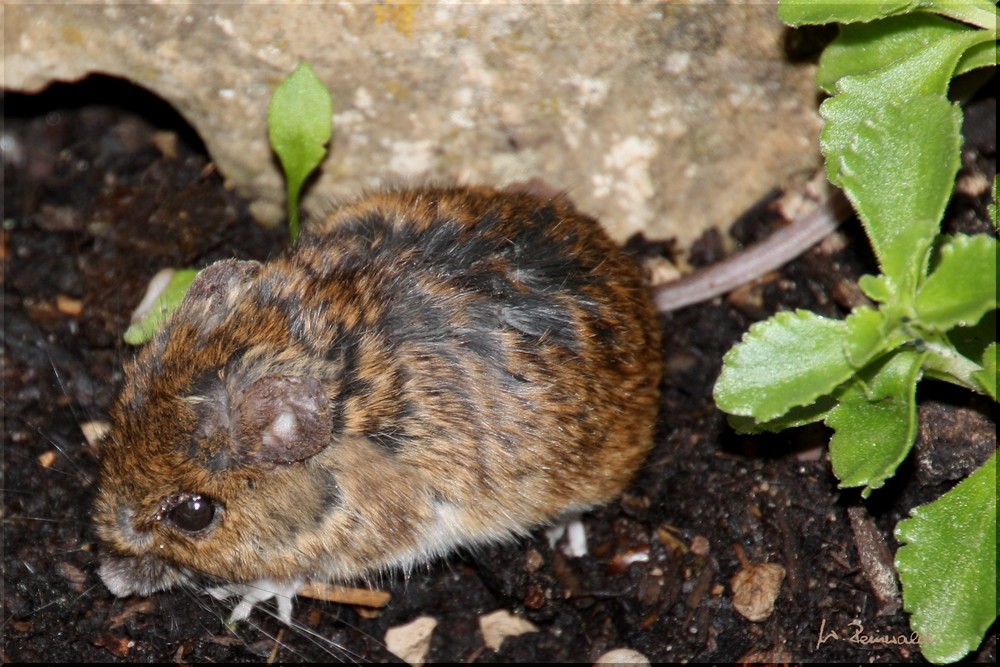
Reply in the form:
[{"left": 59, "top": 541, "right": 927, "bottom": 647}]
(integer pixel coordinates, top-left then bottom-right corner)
[{"left": 95, "top": 185, "right": 663, "bottom": 623}]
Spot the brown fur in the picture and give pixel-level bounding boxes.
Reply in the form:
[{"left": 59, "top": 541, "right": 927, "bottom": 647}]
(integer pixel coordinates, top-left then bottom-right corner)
[{"left": 95, "top": 185, "right": 662, "bottom": 596}]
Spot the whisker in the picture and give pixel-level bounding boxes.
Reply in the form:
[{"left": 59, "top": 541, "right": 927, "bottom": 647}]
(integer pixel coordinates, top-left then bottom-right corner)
[
  {"left": 250, "top": 601, "right": 373, "bottom": 663},
  {"left": 4, "top": 515, "right": 89, "bottom": 526},
  {"left": 65, "top": 583, "right": 103, "bottom": 609},
  {"left": 190, "top": 577, "right": 393, "bottom": 661},
  {"left": 1, "top": 402, "right": 92, "bottom": 481}
]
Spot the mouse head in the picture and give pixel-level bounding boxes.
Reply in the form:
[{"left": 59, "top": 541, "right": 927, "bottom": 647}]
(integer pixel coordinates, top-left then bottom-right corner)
[{"left": 95, "top": 260, "right": 343, "bottom": 596}]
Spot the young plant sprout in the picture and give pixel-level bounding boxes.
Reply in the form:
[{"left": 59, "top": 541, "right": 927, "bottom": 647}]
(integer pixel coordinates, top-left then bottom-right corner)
[{"left": 268, "top": 61, "right": 333, "bottom": 244}]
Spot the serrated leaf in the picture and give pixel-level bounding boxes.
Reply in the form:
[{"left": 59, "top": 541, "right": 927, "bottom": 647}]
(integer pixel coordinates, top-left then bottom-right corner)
[
  {"left": 842, "top": 306, "right": 897, "bottom": 367},
  {"left": 820, "top": 29, "right": 988, "bottom": 186},
  {"left": 930, "top": 0, "right": 1000, "bottom": 31},
  {"left": 816, "top": 13, "right": 972, "bottom": 94},
  {"left": 974, "top": 342, "right": 997, "bottom": 401},
  {"left": 858, "top": 273, "right": 896, "bottom": 303},
  {"left": 955, "top": 41, "right": 999, "bottom": 78},
  {"left": 946, "top": 308, "right": 997, "bottom": 368},
  {"left": 714, "top": 310, "right": 854, "bottom": 422},
  {"left": 895, "top": 451, "right": 997, "bottom": 664},
  {"left": 780, "top": 0, "right": 999, "bottom": 31},
  {"left": 827, "top": 349, "right": 924, "bottom": 495},
  {"left": 123, "top": 269, "right": 200, "bottom": 345},
  {"left": 915, "top": 234, "right": 999, "bottom": 330},
  {"left": 828, "top": 27, "right": 987, "bottom": 101},
  {"left": 835, "top": 95, "right": 962, "bottom": 295},
  {"left": 728, "top": 395, "right": 838, "bottom": 434},
  {"left": 779, "top": 0, "right": 918, "bottom": 26},
  {"left": 268, "top": 61, "right": 333, "bottom": 242}
]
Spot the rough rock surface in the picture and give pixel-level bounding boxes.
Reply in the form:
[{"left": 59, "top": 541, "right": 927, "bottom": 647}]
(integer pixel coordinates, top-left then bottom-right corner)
[{"left": 4, "top": 2, "right": 822, "bottom": 245}]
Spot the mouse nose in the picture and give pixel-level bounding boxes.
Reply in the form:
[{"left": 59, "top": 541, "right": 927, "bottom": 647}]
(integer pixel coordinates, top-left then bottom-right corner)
[{"left": 98, "top": 551, "right": 187, "bottom": 597}]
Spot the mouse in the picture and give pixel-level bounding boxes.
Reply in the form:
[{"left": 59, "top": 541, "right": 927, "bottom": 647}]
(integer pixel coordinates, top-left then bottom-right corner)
[{"left": 95, "top": 184, "right": 664, "bottom": 624}]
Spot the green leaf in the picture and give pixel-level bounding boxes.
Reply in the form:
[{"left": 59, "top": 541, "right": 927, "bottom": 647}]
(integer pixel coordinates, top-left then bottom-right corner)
[
  {"left": 268, "top": 61, "right": 333, "bottom": 243},
  {"left": 816, "top": 13, "right": 972, "bottom": 94},
  {"left": 921, "top": 334, "right": 992, "bottom": 394},
  {"left": 713, "top": 310, "right": 854, "bottom": 422},
  {"left": 928, "top": 0, "right": 1000, "bottom": 31},
  {"left": 915, "top": 234, "right": 999, "bottom": 330},
  {"left": 779, "top": 0, "right": 918, "bottom": 26},
  {"left": 895, "top": 451, "right": 997, "bottom": 664},
  {"left": 835, "top": 95, "right": 963, "bottom": 295},
  {"left": 123, "top": 269, "right": 200, "bottom": 345},
  {"left": 820, "top": 28, "right": 988, "bottom": 186},
  {"left": 728, "top": 395, "right": 838, "bottom": 434},
  {"left": 827, "top": 349, "right": 924, "bottom": 495},
  {"left": 955, "top": 41, "right": 999, "bottom": 78},
  {"left": 858, "top": 273, "right": 896, "bottom": 303},
  {"left": 842, "top": 306, "right": 906, "bottom": 367},
  {"left": 974, "top": 342, "right": 997, "bottom": 401},
  {"left": 946, "top": 309, "right": 997, "bottom": 372},
  {"left": 779, "top": 0, "right": 999, "bottom": 30}
]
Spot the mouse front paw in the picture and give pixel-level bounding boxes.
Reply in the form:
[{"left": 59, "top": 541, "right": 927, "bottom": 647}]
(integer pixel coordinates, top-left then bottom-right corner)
[{"left": 206, "top": 578, "right": 304, "bottom": 625}]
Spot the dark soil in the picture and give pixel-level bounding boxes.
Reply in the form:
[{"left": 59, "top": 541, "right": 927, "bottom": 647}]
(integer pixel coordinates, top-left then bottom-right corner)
[{"left": 2, "top": 79, "right": 996, "bottom": 663}]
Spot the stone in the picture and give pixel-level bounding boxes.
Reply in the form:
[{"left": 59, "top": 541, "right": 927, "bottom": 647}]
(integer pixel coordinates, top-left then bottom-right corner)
[{"left": 3, "top": 3, "right": 822, "bottom": 246}]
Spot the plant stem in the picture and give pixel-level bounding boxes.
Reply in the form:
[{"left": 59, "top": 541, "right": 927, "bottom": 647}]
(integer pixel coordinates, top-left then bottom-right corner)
[
  {"left": 288, "top": 182, "right": 302, "bottom": 244},
  {"left": 920, "top": 337, "right": 985, "bottom": 394}
]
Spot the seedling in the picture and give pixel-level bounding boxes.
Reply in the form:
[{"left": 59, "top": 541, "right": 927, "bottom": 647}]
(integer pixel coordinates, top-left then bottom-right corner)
[{"left": 268, "top": 61, "right": 333, "bottom": 244}]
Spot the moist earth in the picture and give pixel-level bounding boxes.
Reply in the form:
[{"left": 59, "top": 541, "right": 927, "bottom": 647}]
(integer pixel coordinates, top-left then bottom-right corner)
[{"left": 2, "top": 81, "right": 996, "bottom": 663}]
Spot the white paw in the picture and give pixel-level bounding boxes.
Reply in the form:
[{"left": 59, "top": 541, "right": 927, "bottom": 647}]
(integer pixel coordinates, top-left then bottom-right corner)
[{"left": 206, "top": 578, "right": 303, "bottom": 624}]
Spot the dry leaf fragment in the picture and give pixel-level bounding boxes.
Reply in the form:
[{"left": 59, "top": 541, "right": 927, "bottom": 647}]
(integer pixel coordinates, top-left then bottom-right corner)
[
  {"left": 731, "top": 562, "right": 785, "bottom": 622},
  {"left": 56, "top": 295, "right": 83, "bottom": 316},
  {"left": 479, "top": 609, "right": 540, "bottom": 651},
  {"left": 847, "top": 506, "right": 900, "bottom": 615},
  {"left": 595, "top": 648, "right": 651, "bottom": 665},
  {"left": 57, "top": 561, "right": 87, "bottom": 593},
  {"left": 37, "top": 450, "right": 58, "bottom": 468},
  {"left": 81, "top": 421, "right": 111, "bottom": 449},
  {"left": 297, "top": 581, "right": 390, "bottom": 608},
  {"left": 385, "top": 615, "right": 437, "bottom": 667}
]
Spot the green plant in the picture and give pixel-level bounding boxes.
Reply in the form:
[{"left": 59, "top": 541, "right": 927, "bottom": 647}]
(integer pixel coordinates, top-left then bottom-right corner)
[
  {"left": 715, "top": 2, "right": 996, "bottom": 663},
  {"left": 122, "top": 268, "right": 200, "bottom": 345},
  {"left": 268, "top": 61, "right": 333, "bottom": 244},
  {"left": 125, "top": 61, "right": 333, "bottom": 344}
]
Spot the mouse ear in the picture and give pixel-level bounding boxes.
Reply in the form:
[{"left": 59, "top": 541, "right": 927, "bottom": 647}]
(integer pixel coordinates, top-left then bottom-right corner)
[
  {"left": 232, "top": 375, "right": 331, "bottom": 464},
  {"left": 182, "top": 259, "right": 262, "bottom": 331}
]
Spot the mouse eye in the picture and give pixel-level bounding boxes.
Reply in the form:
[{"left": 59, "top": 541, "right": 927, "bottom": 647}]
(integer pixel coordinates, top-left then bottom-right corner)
[{"left": 165, "top": 494, "right": 219, "bottom": 533}]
